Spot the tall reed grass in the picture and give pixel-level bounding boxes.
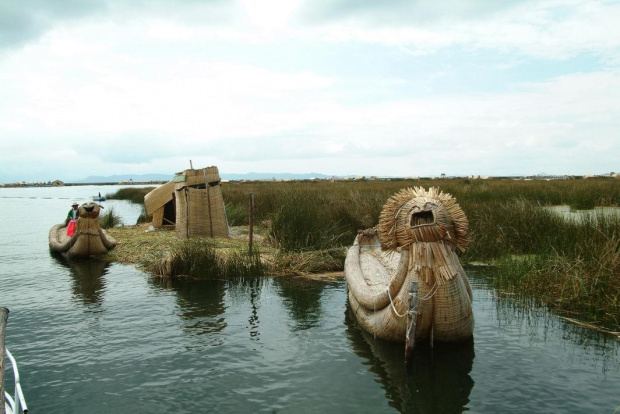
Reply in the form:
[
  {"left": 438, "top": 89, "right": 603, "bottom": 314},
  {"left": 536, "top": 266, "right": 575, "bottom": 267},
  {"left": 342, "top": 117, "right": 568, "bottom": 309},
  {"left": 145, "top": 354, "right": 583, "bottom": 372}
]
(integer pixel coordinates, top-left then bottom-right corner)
[
  {"left": 106, "top": 187, "right": 156, "bottom": 204},
  {"left": 220, "top": 177, "right": 620, "bottom": 327},
  {"left": 158, "top": 238, "right": 265, "bottom": 279},
  {"left": 99, "top": 207, "right": 122, "bottom": 229}
]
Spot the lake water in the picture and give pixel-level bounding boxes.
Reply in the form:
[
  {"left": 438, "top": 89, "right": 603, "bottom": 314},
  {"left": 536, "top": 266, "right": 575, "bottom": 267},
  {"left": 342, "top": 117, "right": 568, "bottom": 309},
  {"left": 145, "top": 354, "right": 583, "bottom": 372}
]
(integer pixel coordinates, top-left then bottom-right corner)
[
  {"left": 545, "top": 205, "right": 620, "bottom": 222},
  {"left": 1, "top": 186, "right": 619, "bottom": 413}
]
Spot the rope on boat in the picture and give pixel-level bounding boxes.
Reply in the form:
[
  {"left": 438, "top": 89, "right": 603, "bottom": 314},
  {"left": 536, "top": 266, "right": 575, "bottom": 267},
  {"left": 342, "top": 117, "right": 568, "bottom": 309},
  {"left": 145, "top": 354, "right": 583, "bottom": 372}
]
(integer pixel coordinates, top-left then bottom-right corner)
[
  {"left": 385, "top": 281, "right": 439, "bottom": 319},
  {"left": 419, "top": 282, "right": 439, "bottom": 301},
  {"left": 386, "top": 285, "right": 407, "bottom": 318}
]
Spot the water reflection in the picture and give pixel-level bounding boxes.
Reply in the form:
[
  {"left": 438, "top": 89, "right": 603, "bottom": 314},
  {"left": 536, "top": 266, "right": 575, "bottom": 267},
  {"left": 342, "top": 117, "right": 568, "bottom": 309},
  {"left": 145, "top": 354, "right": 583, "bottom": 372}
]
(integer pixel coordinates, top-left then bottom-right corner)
[
  {"left": 51, "top": 253, "right": 109, "bottom": 306},
  {"left": 150, "top": 278, "right": 227, "bottom": 348},
  {"left": 273, "top": 276, "right": 326, "bottom": 331},
  {"left": 345, "top": 304, "right": 475, "bottom": 414},
  {"left": 227, "top": 278, "right": 267, "bottom": 341},
  {"left": 492, "top": 290, "right": 620, "bottom": 373},
  {"left": 544, "top": 205, "right": 620, "bottom": 223}
]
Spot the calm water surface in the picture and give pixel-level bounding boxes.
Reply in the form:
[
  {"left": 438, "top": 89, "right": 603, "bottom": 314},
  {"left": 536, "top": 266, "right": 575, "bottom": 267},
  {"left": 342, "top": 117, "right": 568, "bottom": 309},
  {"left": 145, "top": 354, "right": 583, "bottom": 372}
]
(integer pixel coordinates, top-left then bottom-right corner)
[{"left": 1, "top": 186, "right": 619, "bottom": 413}]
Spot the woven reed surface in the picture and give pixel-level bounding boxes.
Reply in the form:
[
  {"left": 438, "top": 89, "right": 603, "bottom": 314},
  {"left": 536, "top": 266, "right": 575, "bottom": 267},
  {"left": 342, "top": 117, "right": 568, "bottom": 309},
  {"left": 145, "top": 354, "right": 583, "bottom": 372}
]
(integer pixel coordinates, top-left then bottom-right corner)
[
  {"left": 349, "top": 248, "right": 474, "bottom": 342},
  {"left": 174, "top": 166, "right": 221, "bottom": 191},
  {"left": 70, "top": 218, "right": 110, "bottom": 256},
  {"left": 347, "top": 186, "right": 474, "bottom": 342},
  {"left": 377, "top": 186, "right": 469, "bottom": 253},
  {"left": 151, "top": 207, "right": 164, "bottom": 227},
  {"left": 144, "top": 180, "right": 175, "bottom": 215},
  {"left": 49, "top": 223, "right": 70, "bottom": 250},
  {"left": 359, "top": 247, "right": 399, "bottom": 295},
  {"left": 175, "top": 186, "right": 228, "bottom": 238}
]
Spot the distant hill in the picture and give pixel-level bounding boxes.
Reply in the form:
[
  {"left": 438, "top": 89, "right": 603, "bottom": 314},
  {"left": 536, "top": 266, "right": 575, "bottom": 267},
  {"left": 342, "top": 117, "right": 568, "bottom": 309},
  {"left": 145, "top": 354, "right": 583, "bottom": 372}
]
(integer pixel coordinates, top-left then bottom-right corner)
[
  {"left": 71, "top": 172, "right": 352, "bottom": 183},
  {"left": 73, "top": 174, "right": 173, "bottom": 183}
]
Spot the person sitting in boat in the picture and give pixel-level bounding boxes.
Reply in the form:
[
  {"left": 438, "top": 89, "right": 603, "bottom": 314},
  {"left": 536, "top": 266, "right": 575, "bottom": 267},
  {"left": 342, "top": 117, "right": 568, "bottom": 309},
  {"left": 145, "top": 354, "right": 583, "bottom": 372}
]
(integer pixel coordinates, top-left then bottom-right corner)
[{"left": 65, "top": 202, "right": 79, "bottom": 236}]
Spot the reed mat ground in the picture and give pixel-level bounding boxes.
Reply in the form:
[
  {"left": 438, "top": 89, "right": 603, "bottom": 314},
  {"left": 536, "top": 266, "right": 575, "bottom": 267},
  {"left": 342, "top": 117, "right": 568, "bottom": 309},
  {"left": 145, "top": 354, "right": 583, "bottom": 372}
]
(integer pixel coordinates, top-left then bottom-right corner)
[{"left": 106, "top": 224, "right": 344, "bottom": 279}]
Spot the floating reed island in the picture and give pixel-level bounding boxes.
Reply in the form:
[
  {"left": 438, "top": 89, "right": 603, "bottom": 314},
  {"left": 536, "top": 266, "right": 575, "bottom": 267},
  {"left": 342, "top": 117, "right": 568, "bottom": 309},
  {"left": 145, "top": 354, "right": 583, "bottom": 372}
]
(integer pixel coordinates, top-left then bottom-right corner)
[{"left": 101, "top": 175, "right": 619, "bottom": 332}]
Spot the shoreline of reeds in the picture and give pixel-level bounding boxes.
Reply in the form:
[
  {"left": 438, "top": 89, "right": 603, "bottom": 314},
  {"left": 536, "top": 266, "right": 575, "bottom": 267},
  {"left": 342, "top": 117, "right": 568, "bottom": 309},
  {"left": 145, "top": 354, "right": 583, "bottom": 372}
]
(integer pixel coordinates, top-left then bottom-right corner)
[{"left": 104, "top": 177, "right": 620, "bottom": 331}]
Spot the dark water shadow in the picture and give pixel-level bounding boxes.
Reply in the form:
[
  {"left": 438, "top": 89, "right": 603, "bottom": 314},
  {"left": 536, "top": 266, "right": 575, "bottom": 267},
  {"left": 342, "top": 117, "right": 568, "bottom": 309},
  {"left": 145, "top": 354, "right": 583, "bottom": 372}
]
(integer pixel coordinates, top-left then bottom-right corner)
[
  {"left": 51, "top": 253, "right": 110, "bottom": 306},
  {"left": 149, "top": 277, "right": 228, "bottom": 347},
  {"left": 227, "top": 278, "right": 268, "bottom": 341},
  {"left": 273, "top": 276, "right": 327, "bottom": 331},
  {"left": 467, "top": 270, "right": 620, "bottom": 372},
  {"left": 345, "top": 303, "right": 475, "bottom": 414}
]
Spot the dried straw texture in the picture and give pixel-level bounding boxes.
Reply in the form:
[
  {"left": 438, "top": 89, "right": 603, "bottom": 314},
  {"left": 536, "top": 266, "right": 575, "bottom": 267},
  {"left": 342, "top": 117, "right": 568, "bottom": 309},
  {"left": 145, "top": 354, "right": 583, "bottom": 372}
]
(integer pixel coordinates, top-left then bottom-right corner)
[
  {"left": 346, "top": 187, "right": 473, "bottom": 343},
  {"left": 174, "top": 166, "right": 221, "bottom": 190},
  {"left": 377, "top": 186, "right": 468, "bottom": 253},
  {"left": 175, "top": 185, "right": 229, "bottom": 238},
  {"left": 49, "top": 202, "right": 117, "bottom": 257},
  {"left": 144, "top": 180, "right": 175, "bottom": 216}
]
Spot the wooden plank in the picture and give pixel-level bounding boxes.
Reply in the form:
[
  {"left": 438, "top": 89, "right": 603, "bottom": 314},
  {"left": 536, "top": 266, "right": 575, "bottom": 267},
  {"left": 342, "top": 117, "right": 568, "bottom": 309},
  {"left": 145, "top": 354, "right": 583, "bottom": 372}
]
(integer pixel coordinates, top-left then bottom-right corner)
[{"left": 1, "top": 307, "right": 8, "bottom": 414}]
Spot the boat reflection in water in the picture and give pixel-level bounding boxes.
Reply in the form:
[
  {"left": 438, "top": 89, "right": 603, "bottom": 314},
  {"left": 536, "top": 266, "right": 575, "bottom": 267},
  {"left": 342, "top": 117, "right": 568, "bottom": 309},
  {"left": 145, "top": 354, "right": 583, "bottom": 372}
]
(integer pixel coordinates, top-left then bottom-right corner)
[
  {"left": 51, "top": 253, "right": 111, "bottom": 306},
  {"left": 345, "top": 304, "right": 475, "bottom": 414}
]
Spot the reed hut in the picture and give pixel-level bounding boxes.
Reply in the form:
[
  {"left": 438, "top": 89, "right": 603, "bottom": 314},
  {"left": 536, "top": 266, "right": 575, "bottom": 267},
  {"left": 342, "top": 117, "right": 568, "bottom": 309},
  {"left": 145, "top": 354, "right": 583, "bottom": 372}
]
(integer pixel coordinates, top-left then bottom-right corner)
[{"left": 144, "top": 166, "right": 229, "bottom": 238}]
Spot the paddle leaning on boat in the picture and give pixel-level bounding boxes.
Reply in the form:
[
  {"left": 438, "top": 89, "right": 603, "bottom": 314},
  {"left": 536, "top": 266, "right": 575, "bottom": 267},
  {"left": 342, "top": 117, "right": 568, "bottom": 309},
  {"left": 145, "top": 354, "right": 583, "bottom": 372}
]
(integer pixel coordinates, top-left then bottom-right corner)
[
  {"left": 345, "top": 187, "right": 474, "bottom": 351},
  {"left": 49, "top": 201, "right": 117, "bottom": 258}
]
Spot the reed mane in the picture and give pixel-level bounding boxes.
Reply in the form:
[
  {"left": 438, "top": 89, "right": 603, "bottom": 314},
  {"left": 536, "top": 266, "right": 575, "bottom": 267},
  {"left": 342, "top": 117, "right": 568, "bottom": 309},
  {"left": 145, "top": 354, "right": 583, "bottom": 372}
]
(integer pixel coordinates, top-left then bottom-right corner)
[{"left": 377, "top": 186, "right": 469, "bottom": 252}]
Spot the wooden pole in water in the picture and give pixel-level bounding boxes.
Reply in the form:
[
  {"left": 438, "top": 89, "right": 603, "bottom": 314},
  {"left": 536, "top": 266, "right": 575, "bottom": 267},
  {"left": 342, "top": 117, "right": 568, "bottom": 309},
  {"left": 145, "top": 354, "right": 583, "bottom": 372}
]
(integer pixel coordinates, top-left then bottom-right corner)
[
  {"left": 405, "top": 282, "right": 419, "bottom": 364},
  {"left": 248, "top": 193, "right": 254, "bottom": 256},
  {"left": 0, "top": 307, "right": 9, "bottom": 414}
]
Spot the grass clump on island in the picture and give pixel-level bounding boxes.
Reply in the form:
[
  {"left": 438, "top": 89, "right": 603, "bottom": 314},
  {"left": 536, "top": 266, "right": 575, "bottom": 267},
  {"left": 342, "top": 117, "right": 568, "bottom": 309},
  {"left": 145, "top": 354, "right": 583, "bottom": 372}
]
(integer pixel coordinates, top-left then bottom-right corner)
[
  {"left": 99, "top": 207, "right": 122, "bottom": 229},
  {"left": 106, "top": 224, "right": 272, "bottom": 279},
  {"left": 106, "top": 178, "right": 620, "bottom": 330}
]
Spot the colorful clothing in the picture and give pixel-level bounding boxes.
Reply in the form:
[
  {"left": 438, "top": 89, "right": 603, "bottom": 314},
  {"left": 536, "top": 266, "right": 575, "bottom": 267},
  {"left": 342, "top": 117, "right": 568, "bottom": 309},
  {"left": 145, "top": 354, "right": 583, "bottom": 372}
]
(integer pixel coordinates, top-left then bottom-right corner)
[{"left": 66, "top": 208, "right": 79, "bottom": 236}]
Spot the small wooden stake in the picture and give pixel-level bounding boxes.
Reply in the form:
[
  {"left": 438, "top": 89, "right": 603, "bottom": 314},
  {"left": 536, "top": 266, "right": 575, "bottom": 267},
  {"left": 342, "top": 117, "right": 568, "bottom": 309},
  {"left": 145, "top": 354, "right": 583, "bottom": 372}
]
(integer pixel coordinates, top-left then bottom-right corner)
[{"left": 248, "top": 193, "right": 254, "bottom": 256}]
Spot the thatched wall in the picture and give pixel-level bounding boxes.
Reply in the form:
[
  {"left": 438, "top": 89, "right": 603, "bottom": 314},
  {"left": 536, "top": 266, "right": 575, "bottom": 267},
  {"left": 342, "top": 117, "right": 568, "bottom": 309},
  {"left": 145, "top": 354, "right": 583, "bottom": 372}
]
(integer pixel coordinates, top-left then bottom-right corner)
[
  {"left": 174, "top": 166, "right": 229, "bottom": 238},
  {"left": 143, "top": 166, "right": 228, "bottom": 235}
]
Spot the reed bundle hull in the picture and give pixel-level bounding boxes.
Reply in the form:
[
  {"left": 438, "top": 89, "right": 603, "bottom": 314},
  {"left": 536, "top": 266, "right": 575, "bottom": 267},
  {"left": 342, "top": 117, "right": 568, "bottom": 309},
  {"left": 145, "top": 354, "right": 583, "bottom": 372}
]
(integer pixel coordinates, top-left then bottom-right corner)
[
  {"left": 345, "top": 187, "right": 474, "bottom": 344},
  {"left": 49, "top": 202, "right": 117, "bottom": 258}
]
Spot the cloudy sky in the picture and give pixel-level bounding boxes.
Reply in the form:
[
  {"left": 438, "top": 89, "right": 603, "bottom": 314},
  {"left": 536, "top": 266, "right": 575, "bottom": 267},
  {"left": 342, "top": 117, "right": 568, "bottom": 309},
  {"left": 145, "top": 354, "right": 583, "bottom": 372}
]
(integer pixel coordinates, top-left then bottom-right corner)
[{"left": 1, "top": 0, "right": 619, "bottom": 182}]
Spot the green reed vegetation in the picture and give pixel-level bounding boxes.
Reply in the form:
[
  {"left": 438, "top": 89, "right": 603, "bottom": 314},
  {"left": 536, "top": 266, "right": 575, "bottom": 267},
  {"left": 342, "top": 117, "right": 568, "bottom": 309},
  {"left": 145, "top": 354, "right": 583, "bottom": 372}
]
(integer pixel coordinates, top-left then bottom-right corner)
[
  {"left": 106, "top": 187, "right": 156, "bottom": 204},
  {"left": 157, "top": 238, "right": 264, "bottom": 279},
  {"left": 221, "top": 177, "right": 620, "bottom": 328},
  {"left": 99, "top": 207, "right": 122, "bottom": 229},
  {"left": 106, "top": 178, "right": 619, "bottom": 328},
  {"left": 106, "top": 186, "right": 155, "bottom": 225}
]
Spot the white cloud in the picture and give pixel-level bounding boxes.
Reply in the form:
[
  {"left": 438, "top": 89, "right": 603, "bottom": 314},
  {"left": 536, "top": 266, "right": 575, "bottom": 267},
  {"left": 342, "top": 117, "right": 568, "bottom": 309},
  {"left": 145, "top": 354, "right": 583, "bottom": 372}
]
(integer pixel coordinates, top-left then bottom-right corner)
[{"left": 1, "top": 0, "right": 619, "bottom": 182}]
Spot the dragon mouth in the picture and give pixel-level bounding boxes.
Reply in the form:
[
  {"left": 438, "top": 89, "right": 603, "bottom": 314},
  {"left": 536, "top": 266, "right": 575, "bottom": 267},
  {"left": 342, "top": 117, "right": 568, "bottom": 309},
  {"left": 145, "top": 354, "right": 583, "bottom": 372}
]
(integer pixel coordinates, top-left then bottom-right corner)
[
  {"left": 84, "top": 205, "right": 95, "bottom": 213},
  {"left": 410, "top": 203, "right": 437, "bottom": 228}
]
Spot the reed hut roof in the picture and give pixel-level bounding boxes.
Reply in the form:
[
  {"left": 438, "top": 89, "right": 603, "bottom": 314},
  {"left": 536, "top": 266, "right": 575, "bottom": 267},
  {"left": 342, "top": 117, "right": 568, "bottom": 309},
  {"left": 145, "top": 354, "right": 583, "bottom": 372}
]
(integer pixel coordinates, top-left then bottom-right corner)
[
  {"left": 144, "top": 180, "right": 175, "bottom": 216},
  {"left": 174, "top": 166, "right": 221, "bottom": 190}
]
